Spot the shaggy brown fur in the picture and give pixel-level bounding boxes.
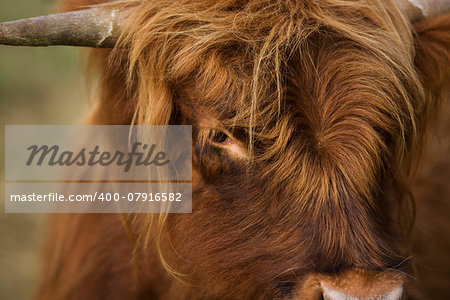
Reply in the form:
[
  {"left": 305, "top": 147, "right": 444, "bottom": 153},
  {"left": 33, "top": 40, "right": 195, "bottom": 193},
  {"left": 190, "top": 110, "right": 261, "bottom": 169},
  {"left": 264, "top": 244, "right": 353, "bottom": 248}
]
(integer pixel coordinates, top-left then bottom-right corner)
[{"left": 36, "top": 0, "right": 450, "bottom": 299}]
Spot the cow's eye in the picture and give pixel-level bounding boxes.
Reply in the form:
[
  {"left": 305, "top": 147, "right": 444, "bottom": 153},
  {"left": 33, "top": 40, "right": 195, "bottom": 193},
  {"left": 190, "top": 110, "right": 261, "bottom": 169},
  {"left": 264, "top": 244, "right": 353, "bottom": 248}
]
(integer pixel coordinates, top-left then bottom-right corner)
[
  {"left": 210, "top": 131, "right": 234, "bottom": 145},
  {"left": 207, "top": 129, "right": 247, "bottom": 159}
]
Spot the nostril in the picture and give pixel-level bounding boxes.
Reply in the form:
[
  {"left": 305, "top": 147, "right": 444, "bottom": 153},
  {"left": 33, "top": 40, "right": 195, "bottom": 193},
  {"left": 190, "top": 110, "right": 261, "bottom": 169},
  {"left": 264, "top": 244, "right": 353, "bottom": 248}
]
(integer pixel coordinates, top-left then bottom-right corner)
[{"left": 277, "top": 281, "right": 296, "bottom": 297}]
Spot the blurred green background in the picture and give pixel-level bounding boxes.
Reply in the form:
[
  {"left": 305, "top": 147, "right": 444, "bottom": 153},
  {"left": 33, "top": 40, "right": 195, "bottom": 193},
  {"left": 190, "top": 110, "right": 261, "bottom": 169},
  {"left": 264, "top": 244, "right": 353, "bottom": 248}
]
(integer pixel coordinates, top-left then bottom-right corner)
[{"left": 1, "top": 1, "right": 90, "bottom": 299}]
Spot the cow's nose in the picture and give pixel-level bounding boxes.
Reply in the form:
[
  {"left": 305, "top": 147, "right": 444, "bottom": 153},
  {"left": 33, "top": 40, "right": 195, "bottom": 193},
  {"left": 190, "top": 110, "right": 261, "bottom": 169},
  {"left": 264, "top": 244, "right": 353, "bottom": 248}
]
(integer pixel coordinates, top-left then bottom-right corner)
[
  {"left": 321, "top": 284, "right": 403, "bottom": 300},
  {"left": 319, "top": 268, "right": 405, "bottom": 300}
]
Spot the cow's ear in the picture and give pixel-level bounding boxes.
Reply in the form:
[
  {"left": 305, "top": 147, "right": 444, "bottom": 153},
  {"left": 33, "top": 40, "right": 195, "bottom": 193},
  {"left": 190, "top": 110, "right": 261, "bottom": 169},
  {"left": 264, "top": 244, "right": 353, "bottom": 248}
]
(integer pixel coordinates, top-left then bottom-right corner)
[{"left": 413, "top": 15, "right": 450, "bottom": 90}]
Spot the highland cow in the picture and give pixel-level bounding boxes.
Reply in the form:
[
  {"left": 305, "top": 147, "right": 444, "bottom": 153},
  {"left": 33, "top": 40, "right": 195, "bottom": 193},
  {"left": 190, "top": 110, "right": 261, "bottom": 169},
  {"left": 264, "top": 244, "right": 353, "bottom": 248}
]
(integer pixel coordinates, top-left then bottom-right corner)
[{"left": 1, "top": 0, "right": 449, "bottom": 299}]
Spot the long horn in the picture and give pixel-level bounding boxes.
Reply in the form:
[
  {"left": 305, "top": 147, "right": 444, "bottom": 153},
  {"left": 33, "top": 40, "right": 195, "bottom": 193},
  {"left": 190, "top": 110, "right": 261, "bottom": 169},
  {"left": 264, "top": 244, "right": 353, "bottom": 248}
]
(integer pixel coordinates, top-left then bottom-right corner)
[
  {"left": 394, "top": 0, "right": 450, "bottom": 22},
  {"left": 0, "top": 8, "right": 126, "bottom": 48}
]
